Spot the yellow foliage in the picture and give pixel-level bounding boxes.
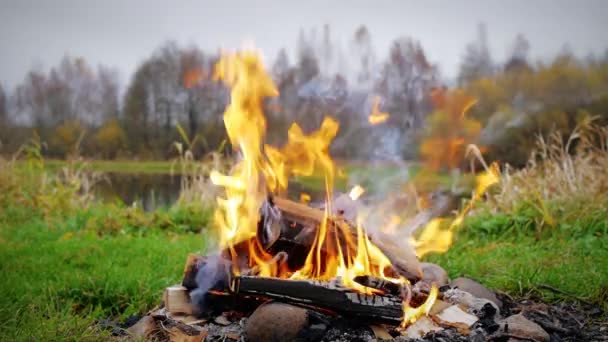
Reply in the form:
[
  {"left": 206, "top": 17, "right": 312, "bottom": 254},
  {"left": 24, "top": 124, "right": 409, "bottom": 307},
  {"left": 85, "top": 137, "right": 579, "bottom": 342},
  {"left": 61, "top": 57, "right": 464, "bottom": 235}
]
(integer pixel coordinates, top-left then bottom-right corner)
[
  {"left": 94, "top": 119, "right": 127, "bottom": 159},
  {"left": 51, "top": 120, "right": 85, "bottom": 157}
]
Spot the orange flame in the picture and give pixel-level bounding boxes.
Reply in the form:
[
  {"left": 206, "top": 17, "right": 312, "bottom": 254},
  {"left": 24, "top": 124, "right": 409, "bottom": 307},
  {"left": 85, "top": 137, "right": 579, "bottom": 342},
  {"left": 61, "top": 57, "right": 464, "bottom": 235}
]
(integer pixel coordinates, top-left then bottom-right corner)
[
  {"left": 211, "top": 51, "right": 394, "bottom": 282},
  {"left": 420, "top": 88, "right": 481, "bottom": 171},
  {"left": 211, "top": 50, "right": 445, "bottom": 328},
  {"left": 402, "top": 285, "right": 438, "bottom": 326}
]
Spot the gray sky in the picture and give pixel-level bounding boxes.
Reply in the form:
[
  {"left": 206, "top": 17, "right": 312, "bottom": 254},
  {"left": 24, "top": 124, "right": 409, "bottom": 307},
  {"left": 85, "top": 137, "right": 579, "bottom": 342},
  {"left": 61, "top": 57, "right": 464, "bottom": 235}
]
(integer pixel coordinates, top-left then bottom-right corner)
[{"left": 1, "top": 0, "right": 607, "bottom": 89}]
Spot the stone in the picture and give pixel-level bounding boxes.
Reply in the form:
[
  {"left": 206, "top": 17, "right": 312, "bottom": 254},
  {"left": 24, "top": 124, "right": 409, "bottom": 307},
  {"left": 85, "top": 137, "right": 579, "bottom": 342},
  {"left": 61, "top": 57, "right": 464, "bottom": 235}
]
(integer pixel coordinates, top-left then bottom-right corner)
[
  {"left": 421, "top": 262, "right": 449, "bottom": 286},
  {"left": 443, "top": 288, "right": 500, "bottom": 316},
  {"left": 450, "top": 277, "right": 502, "bottom": 309},
  {"left": 499, "top": 314, "right": 550, "bottom": 342},
  {"left": 245, "top": 302, "right": 309, "bottom": 342}
]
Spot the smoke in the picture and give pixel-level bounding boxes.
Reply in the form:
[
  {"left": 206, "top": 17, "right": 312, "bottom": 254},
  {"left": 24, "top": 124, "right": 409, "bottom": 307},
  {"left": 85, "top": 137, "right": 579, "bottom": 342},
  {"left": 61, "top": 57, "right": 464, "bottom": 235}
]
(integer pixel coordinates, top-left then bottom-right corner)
[{"left": 189, "top": 253, "right": 230, "bottom": 315}]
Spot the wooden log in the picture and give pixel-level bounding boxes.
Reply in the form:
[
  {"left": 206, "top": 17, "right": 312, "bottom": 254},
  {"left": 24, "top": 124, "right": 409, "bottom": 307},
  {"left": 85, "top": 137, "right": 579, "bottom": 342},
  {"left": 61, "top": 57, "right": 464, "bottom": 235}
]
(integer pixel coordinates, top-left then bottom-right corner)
[
  {"left": 164, "top": 285, "right": 194, "bottom": 315},
  {"left": 268, "top": 197, "right": 422, "bottom": 282},
  {"left": 353, "top": 275, "right": 404, "bottom": 297},
  {"left": 233, "top": 276, "right": 404, "bottom": 325},
  {"left": 182, "top": 254, "right": 205, "bottom": 290}
]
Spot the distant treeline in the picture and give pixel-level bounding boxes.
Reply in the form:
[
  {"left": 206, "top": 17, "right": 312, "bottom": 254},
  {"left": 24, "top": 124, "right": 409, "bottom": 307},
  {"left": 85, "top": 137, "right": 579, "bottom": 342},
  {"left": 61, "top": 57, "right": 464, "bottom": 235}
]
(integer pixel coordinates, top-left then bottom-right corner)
[{"left": 1, "top": 24, "right": 607, "bottom": 166}]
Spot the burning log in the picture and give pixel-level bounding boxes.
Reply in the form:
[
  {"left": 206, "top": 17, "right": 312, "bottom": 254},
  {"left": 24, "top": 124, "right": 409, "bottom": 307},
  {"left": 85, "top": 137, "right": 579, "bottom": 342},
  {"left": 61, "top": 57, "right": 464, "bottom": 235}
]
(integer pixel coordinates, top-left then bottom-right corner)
[
  {"left": 232, "top": 275, "right": 404, "bottom": 325},
  {"left": 264, "top": 197, "right": 422, "bottom": 282},
  {"left": 353, "top": 275, "right": 404, "bottom": 297}
]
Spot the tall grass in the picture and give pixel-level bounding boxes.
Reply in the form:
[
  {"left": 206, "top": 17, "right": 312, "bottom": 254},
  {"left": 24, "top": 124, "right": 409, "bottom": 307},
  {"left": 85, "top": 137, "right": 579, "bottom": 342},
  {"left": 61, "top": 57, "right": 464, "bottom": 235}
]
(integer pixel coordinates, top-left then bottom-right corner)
[
  {"left": 486, "top": 117, "right": 608, "bottom": 235},
  {"left": 1, "top": 136, "right": 106, "bottom": 216}
]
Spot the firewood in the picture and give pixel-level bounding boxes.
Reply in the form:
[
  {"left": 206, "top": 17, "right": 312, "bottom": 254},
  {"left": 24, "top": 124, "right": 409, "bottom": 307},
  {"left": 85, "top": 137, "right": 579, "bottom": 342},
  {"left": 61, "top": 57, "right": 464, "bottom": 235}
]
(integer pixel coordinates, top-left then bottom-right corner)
[
  {"left": 232, "top": 276, "right": 404, "bottom": 325},
  {"left": 182, "top": 254, "right": 205, "bottom": 290},
  {"left": 165, "top": 285, "right": 194, "bottom": 315},
  {"left": 353, "top": 275, "right": 404, "bottom": 296},
  {"left": 267, "top": 197, "right": 422, "bottom": 282},
  {"left": 404, "top": 316, "right": 442, "bottom": 339},
  {"left": 432, "top": 305, "right": 478, "bottom": 333},
  {"left": 127, "top": 315, "right": 158, "bottom": 339}
]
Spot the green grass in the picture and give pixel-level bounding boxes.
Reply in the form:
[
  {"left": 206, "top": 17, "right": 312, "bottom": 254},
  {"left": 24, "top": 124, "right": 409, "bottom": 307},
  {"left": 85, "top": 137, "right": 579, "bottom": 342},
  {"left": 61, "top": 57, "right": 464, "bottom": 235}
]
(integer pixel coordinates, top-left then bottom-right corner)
[
  {"left": 42, "top": 159, "right": 186, "bottom": 175},
  {"left": 425, "top": 208, "right": 608, "bottom": 310},
  {"left": 0, "top": 204, "right": 207, "bottom": 340},
  {"left": 3, "top": 153, "right": 607, "bottom": 340}
]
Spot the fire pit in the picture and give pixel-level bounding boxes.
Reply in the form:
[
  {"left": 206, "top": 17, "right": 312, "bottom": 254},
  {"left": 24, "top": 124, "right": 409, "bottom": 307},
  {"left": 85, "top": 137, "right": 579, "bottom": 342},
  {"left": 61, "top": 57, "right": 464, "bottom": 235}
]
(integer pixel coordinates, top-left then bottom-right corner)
[{"left": 120, "top": 52, "right": 604, "bottom": 341}]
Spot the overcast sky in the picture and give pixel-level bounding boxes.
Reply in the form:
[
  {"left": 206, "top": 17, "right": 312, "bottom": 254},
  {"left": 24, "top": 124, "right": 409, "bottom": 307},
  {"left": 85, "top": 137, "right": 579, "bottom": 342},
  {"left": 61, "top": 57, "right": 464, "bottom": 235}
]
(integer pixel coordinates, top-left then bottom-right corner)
[{"left": 1, "top": 0, "right": 607, "bottom": 89}]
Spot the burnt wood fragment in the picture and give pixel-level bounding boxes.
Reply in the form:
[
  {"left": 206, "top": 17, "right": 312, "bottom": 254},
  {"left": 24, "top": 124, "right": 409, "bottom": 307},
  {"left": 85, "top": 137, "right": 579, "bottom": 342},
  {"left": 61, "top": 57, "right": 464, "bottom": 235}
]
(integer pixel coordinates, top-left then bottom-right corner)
[
  {"left": 233, "top": 276, "right": 404, "bottom": 325},
  {"left": 353, "top": 275, "right": 405, "bottom": 297}
]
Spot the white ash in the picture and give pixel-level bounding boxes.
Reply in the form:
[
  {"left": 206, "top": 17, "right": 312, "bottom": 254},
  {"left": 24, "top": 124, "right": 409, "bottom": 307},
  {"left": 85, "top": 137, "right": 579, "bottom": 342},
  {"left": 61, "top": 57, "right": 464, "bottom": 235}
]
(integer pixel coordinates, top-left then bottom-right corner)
[{"left": 443, "top": 288, "right": 500, "bottom": 316}]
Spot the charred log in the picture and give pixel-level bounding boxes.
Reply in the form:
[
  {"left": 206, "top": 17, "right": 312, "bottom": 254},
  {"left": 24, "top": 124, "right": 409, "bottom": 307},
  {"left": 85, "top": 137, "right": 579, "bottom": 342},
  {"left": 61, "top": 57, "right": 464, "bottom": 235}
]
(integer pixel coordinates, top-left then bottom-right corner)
[
  {"left": 353, "top": 275, "right": 405, "bottom": 297},
  {"left": 233, "top": 276, "right": 404, "bottom": 325}
]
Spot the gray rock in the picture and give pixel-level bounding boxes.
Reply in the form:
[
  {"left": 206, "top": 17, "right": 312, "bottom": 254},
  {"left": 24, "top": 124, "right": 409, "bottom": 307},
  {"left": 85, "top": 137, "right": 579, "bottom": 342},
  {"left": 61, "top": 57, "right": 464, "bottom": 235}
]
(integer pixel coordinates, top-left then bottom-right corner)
[
  {"left": 450, "top": 277, "right": 502, "bottom": 308},
  {"left": 421, "top": 262, "right": 449, "bottom": 286},
  {"left": 245, "top": 302, "right": 309, "bottom": 342},
  {"left": 500, "top": 314, "right": 550, "bottom": 342},
  {"left": 443, "top": 288, "right": 500, "bottom": 316}
]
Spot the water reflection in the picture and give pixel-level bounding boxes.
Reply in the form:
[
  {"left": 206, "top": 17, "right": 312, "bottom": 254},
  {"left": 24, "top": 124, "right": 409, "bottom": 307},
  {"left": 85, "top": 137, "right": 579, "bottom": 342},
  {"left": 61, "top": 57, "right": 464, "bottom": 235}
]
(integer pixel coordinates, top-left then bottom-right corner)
[
  {"left": 95, "top": 173, "right": 182, "bottom": 211},
  {"left": 94, "top": 172, "right": 324, "bottom": 211}
]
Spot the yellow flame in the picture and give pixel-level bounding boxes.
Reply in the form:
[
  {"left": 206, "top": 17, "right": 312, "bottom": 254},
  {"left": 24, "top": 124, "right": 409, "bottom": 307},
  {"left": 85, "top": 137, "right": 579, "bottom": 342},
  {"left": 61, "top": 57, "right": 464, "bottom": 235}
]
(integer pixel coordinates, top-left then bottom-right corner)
[
  {"left": 369, "top": 96, "right": 390, "bottom": 125},
  {"left": 402, "top": 285, "right": 438, "bottom": 327},
  {"left": 349, "top": 185, "right": 365, "bottom": 201},
  {"left": 211, "top": 50, "right": 400, "bottom": 293},
  {"left": 412, "top": 162, "right": 500, "bottom": 257},
  {"left": 210, "top": 49, "right": 462, "bottom": 328},
  {"left": 211, "top": 51, "right": 279, "bottom": 275},
  {"left": 300, "top": 193, "right": 311, "bottom": 204}
]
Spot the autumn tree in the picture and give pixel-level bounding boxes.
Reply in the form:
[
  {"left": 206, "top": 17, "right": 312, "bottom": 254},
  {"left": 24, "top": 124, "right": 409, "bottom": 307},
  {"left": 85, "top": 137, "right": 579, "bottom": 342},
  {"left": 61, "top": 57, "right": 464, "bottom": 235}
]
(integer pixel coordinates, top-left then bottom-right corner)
[
  {"left": 0, "top": 84, "right": 7, "bottom": 149},
  {"left": 504, "top": 34, "right": 531, "bottom": 73},
  {"left": 376, "top": 37, "right": 438, "bottom": 131},
  {"left": 350, "top": 25, "right": 377, "bottom": 86},
  {"left": 94, "top": 118, "right": 127, "bottom": 159},
  {"left": 11, "top": 57, "right": 120, "bottom": 157},
  {"left": 123, "top": 62, "right": 152, "bottom": 155},
  {"left": 458, "top": 23, "right": 495, "bottom": 85},
  {"left": 0, "top": 84, "right": 6, "bottom": 126},
  {"left": 122, "top": 41, "right": 226, "bottom": 158}
]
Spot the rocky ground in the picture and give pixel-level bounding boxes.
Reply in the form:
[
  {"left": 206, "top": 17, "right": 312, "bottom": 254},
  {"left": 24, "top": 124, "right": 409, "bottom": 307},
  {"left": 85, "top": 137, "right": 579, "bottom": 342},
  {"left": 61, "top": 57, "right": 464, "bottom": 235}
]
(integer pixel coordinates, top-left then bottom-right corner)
[{"left": 100, "top": 275, "right": 608, "bottom": 342}]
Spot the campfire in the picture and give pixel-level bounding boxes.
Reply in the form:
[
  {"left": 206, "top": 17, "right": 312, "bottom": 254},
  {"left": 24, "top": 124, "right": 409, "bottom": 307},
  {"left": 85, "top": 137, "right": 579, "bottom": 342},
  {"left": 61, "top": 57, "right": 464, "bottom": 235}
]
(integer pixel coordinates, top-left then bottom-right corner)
[{"left": 126, "top": 51, "right": 560, "bottom": 342}]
